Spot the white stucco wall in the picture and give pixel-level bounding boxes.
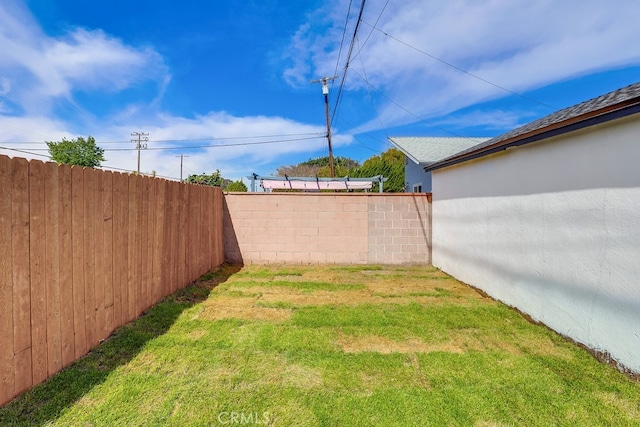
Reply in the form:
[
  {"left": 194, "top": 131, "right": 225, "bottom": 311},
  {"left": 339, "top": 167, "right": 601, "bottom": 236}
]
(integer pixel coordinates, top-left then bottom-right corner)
[{"left": 432, "top": 114, "right": 640, "bottom": 372}]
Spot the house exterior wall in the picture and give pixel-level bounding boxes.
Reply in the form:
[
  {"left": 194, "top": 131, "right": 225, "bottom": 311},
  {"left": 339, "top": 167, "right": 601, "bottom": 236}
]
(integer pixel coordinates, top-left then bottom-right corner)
[
  {"left": 224, "top": 193, "right": 431, "bottom": 265},
  {"left": 405, "top": 160, "right": 432, "bottom": 192},
  {"left": 431, "top": 114, "right": 640, "bottom": 373}
]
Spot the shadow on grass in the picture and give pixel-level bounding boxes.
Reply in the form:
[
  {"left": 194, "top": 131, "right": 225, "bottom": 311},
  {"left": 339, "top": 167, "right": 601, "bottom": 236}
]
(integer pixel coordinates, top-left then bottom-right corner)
[{"left": 0, "top": 263, "right": 242, "bottom": 426}]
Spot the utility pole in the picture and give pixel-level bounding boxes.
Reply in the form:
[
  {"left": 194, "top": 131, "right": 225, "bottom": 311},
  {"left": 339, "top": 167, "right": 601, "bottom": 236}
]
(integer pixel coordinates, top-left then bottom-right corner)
[
  {"left": 131, "top": 132, "right": 149, "bottom": 174},
  {"left": 310, "top": 76, "right": 338, "bottom": 177},
  {"left": 176, "top": 154, "right": 189, "bottom": 182}
]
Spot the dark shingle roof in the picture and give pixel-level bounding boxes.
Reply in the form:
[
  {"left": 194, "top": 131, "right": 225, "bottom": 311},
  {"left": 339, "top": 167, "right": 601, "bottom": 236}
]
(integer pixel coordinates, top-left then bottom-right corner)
[{"left": 424, "top": 81, "right": 640, "bottom": 171}]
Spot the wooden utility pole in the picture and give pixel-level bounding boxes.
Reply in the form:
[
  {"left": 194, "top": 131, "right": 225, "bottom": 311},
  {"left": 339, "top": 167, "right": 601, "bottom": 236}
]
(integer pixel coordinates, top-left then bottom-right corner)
[
  {"left": 311, "top": 76, "right": 338, "bottom": 177},
  {"left": 176, "top": 154, "right": 189, "bottom": 182},
  {"left": 131, "top": 132, "right": 149, "bottom": 174}
]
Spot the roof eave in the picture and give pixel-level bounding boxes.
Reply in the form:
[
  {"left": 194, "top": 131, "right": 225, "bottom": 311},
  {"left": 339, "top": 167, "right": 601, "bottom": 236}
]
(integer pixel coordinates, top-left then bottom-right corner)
[
  {"left": 387, "top": 138, "right": 421, "bottom": 164},
  {"left": 424, "top": 99, "right": 640, "bottom": 172}
]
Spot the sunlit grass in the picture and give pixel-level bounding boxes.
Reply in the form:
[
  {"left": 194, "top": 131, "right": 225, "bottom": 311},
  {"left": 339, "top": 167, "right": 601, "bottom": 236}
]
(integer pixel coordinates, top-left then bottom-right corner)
[{"left": 1, "top": 264, "right": 639, "bottom": 426}]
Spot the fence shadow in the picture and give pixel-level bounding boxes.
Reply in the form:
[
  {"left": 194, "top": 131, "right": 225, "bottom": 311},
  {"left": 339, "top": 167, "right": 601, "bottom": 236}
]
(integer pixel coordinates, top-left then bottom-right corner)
[{"left": 0, "top": 263, "right": 242, "bottom": 425}]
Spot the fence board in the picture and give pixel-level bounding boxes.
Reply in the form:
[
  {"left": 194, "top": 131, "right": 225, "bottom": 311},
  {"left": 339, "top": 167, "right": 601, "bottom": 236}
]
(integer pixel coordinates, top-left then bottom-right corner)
[
  {"left": 111, "top": 173, "right": 123, "bottom": 327},
  {"left": 11, "top": 158, "right": 31, "bottom": 395},
  {"left": 83, "top": 168, "right": 97, "bottom": 347},
  {"left": 84, "top": 168, "right": 97, "bottom": 348},
  {"left": 134, "top": 176, "right": 143, "bottom": 315},
  {"left": 58, "top": 166, "right": 74, "bottom": 367},
  {"left": 152, "top": 179, "right": 165, "bottom": 301},
  {"left": 178, "top": 184, "right": 188, "bottom": 289},
  {"left": 0, "top": 156, "right": 14, "bottom": 404},
  {"left": 29, "top": 160, "right": 47, "bottom": 385},
  {"left": 103, "top": 171, "right": 114, "bottom": 336},
  {"left": 163, "top": 181, "right": 174, "bottom": 297},
  {"left": 71, "top": 166, "right": 87, "bottom": 358},
  {"left": 118, "top": 173, "right": 130, "bottom": 325},
  {"left": 165, "top": 183, "right": 175, "bottom": 294},
  {"left": 127, "top": 174, "right": 138, "bottom": 320},
  {"left": 141, "top": 176, "right": 151, "bottom": 310},
  {"left": 92, "top": 170, "right": 105, "bottom": 345},
  {"left": 44, "top": 162, "right": 62, "bottom": 377}
]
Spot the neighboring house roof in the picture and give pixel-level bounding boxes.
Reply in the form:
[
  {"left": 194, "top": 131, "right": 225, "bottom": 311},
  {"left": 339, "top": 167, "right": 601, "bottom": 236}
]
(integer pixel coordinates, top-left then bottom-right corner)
[
  {"left": 424, "top": 81, "right": 640, "bottom": 172},
  {"left": 389, "top": 137, "right": 491, "bottom": 165}
]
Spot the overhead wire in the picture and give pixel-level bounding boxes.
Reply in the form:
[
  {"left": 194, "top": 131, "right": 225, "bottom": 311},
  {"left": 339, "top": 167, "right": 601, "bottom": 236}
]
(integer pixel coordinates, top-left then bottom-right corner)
[
  {"left": 0, "top": 145, "right": 52, "bottom": 159},
  {"left": 330, "top": 0, "right": 368, "bottom": 128},
  {"left": 7, "top": 135, "right": 325, "bottom": 152},
  {"left": 356, "top": 35, "right": 390, "bottom": 142},
  {"left": 359, "top": 19, "right": 558, "bottom": 111},
  {"left": 0, "top": 132, "right": 325, "bottom": 145},
  {"left": 351, "top": 0, "right": 390, "bottom": 62},
  {"left": 350, "top": 68, "right": 491, "bottom": 141},
  {"left": 331, "top": 0, "right": 355, "bottom": 85}
]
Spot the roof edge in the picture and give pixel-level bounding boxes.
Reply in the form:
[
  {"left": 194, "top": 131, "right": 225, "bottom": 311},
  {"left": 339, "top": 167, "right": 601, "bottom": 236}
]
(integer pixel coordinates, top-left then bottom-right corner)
[{"left": 425, "top": 97, "right": 640, "bottom": 172}]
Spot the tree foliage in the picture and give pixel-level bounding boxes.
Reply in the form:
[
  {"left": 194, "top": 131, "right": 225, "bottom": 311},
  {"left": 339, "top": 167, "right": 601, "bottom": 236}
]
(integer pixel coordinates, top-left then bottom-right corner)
[
  {"left": 186, "top": 170, "right": 231, "bottom": 187},
  {"left": 277, "top": 156, "right": 360, "bottom": 177},
  {"left": 351, "top": 148, "right": 405, "bottom": 192},
  {"left": 226, "top": 179, "right": 248, "bottom": 192},
  {"left": 46, "top": 136, "right": 105, "bottom": 168},
  {"left": 274, "top": 149, "right": 405, "bottom": 192}
]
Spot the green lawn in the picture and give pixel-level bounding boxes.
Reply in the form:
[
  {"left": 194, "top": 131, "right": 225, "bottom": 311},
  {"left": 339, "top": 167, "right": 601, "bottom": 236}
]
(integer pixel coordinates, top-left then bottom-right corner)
[{"left": 1, "top": 264, "right": 639, "bottom": 426}]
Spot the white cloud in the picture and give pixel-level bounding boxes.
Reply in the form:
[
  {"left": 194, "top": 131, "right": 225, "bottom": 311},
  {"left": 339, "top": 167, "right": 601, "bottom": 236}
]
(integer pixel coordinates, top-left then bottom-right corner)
[
  {"left": 0, "top": 1, "right": 343, "bottom": 181},
  {"left": 0, "top": 0, "right": 167, "bottom": 116},
  {"left": 99, "top": 112, "right": 332, "bottom": 180},
  {"left": 0, "top": 110, "right": 332, "bottom": 181},
  {"left": 284, "top": 0, "right": 640, "bottom": 130}
]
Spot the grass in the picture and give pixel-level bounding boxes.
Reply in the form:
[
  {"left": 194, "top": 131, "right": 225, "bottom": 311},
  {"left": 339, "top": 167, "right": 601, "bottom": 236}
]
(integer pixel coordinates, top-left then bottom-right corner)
[{"left": 1, "top": 264, "right": 640, "bottom": 426}]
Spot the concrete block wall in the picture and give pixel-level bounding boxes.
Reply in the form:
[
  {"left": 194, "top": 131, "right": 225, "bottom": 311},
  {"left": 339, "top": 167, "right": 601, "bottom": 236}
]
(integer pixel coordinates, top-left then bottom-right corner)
[
  {"left": 224, "top": 193, "right": 431, "bottom": 265},
  {"left": 367, "top": 194, "right": 431, "bottom": 264}
]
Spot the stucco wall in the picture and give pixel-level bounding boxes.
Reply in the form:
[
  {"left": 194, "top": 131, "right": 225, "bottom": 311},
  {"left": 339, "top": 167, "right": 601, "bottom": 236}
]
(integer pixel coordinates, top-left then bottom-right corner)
[
  {"left": 431, "top": 114, "right": 640, "bottom": 372},
  {"left": 224, "top": 193, "right": 431, "bottom": 265}
]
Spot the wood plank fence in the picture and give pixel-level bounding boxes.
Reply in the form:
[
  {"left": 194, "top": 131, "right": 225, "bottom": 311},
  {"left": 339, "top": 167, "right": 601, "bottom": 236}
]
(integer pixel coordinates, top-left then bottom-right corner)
[{"left": 0, "top": 155, "right": 224, "bottom": 406}]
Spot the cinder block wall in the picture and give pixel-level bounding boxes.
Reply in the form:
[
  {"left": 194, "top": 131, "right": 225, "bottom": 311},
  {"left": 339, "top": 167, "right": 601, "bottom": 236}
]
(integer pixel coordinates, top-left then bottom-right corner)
[{"left": 223, "top": 193, "right": 431, "bottom": 265}]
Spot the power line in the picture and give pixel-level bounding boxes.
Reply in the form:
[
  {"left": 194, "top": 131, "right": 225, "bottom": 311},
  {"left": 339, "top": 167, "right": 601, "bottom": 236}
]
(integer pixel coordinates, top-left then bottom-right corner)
[
  {"left": 0, "top": 132, "right": 325, "bottom": 145},
  {"left": 0, "top": 145, "right": 52, "bottom": 159},
  {"left": 331, "top": 0, "right": 368, "bottom": 128},
  {"left": 350, "top": 68, "right": 491, "bottom": 140},
  {"left": 103, "top": 135, "right": 324, "bottom": 151},
  {"left": 356, "top": 35, "right": 389, "bottom": 141},
  {"left": 359, "top": 19, "right": 558, "bottom": 111},
  {"left": 332, "top": 0, "right": 355, "bottom": 83},
  {"left": 0, "top": 135, "right": 325, "bottom": 152},
  {"left": 351, "top": 0, "right": 390, "bottom": 62}
]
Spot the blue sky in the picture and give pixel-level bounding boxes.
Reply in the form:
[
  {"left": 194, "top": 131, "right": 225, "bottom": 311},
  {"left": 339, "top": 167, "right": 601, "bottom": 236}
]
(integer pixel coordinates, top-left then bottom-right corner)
[{"left": 1, "top": 0, "right": 639, "bottom": 181}]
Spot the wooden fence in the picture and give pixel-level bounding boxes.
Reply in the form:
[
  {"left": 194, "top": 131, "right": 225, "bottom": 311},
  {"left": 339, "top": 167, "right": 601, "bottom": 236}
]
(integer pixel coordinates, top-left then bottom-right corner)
[{"left": 0, "top": 155, "right": 224, "bottom": 406}]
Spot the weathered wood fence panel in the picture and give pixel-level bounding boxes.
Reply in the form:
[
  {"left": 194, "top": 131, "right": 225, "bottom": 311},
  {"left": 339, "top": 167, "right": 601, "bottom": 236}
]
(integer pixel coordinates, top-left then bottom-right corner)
[{"left": 0, "top": 155, "right": 224, "bottom": 406}]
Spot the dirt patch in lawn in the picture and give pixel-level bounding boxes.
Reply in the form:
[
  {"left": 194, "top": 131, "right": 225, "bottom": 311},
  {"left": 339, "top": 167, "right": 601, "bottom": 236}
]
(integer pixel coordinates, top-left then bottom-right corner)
[
  {"left": 337, "top": 334, "right": 465, "bottom": 354},
  {"left": 200, "top": 305, "right": 292, "bottom": 321},
  {"left": 246, "top": 287, "right": 476, "bottom": 308},
  {"left": 199, "top": 294, "right": 292, "bottom": 321},
  {"left": 281, "top": 364, "right": 324, "bottom": 389}
]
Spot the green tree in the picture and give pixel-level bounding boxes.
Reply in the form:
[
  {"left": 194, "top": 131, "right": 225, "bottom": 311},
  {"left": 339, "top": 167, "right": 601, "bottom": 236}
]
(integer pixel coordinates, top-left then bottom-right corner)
[
  {"left": 226, "top": 179, "right": 248, "bottom": 192},
  {"left": 186, "top": 170, "right": 237, "bottom": 188},
  {"left": 186, "top": 170, "right": 229, "bottom": 187},
  {"left": 352, "top": 148, "right": 405, "bottom": 192},
  {"left": 46, "top": 136, "right": 105, "bottom": 168},
  {"left": 277, "top": 156, "right": 360, "bottom": 177}
]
